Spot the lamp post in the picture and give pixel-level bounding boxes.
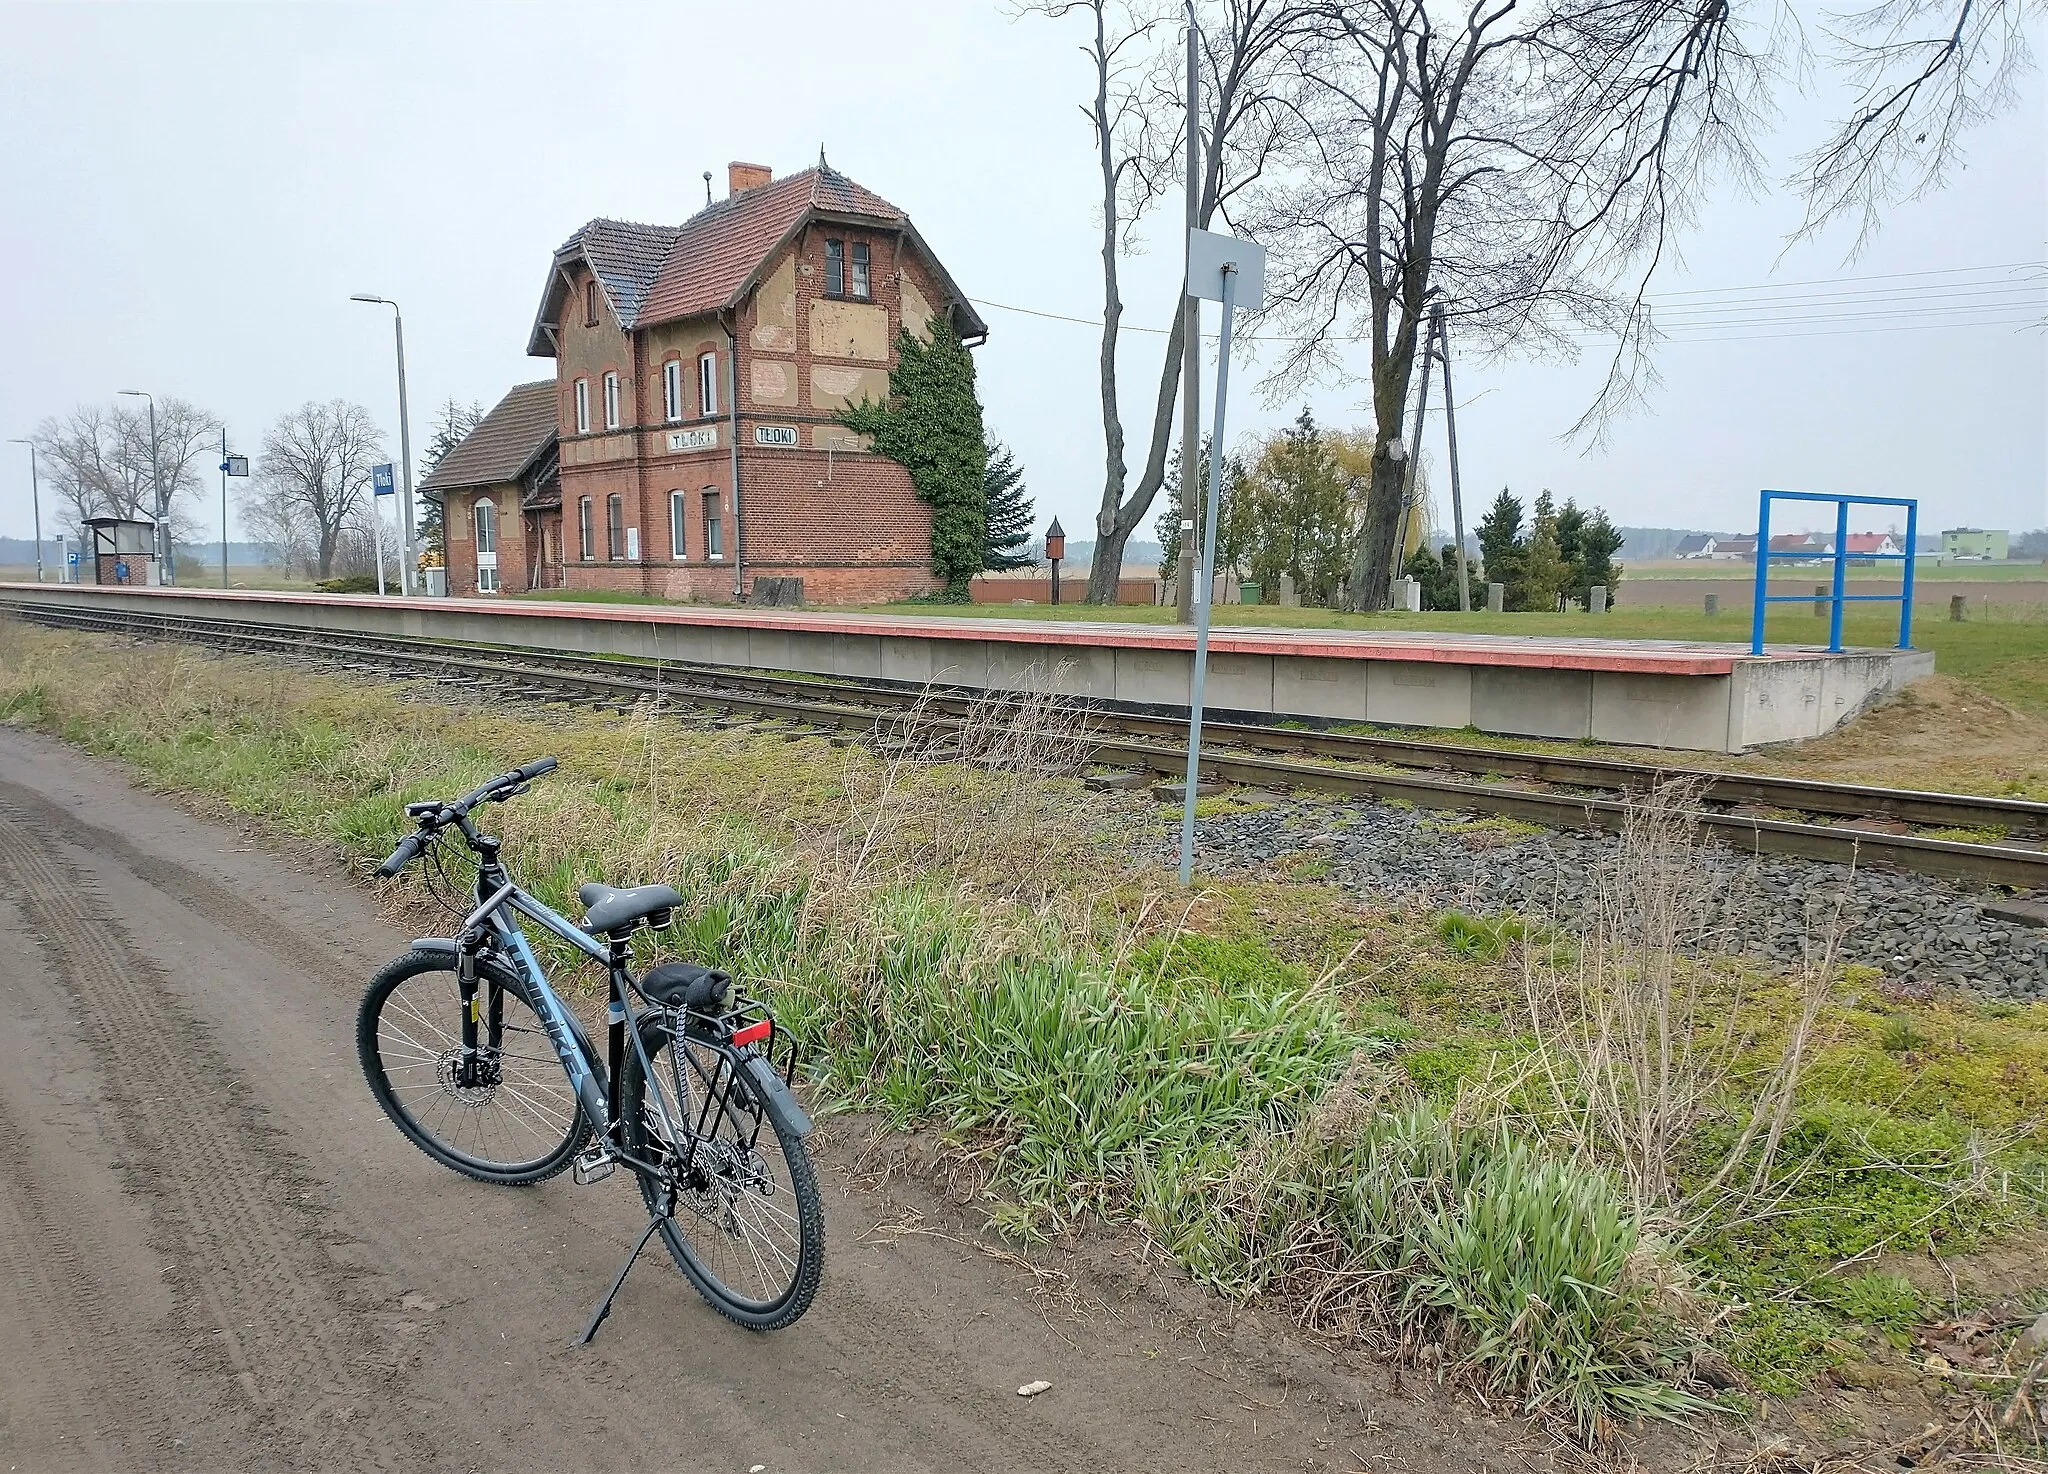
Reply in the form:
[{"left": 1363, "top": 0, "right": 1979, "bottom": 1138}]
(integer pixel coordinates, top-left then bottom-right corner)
[
  {"left": 1046, "top": 517, "right": 1066, "bottom": 606},
  {"left": 6, "top": 439, "right": 41, "bottom": 582},
  {"left": 350, "top": 294, "right": 418, "bottom": 595},
  {"left": 117, "top": 390, "right": 169, "bottom": 583}
]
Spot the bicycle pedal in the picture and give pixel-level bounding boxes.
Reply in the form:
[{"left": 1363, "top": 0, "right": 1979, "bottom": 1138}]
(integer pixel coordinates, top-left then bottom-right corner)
[{"left": 572, "top": 1146, "right": 617, "bottom": 1185}]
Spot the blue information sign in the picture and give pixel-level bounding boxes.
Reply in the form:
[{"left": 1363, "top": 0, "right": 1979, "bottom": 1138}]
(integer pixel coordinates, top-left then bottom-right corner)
[{"left": 372, "top": 463, "right": 395, "bottom": 498}]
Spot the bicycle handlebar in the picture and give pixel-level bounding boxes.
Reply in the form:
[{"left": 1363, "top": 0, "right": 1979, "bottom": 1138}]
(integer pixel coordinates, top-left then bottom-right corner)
[{"left": 375, "top": 757, "right": 558, "bottom": 877}]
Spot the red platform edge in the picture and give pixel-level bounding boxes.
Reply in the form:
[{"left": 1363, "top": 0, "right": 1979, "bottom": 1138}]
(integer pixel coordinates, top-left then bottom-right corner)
[{"left": 0, "top": 583, "right": 1863, "bottom": 677}]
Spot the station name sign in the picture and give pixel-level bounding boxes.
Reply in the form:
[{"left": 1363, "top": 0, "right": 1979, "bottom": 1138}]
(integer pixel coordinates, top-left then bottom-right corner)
[
  {"left": 666, "top": 427, "right": 718, "bottom": 452},
  {"left": 753, "top": 425, "right": 798, "bottom": 447}
]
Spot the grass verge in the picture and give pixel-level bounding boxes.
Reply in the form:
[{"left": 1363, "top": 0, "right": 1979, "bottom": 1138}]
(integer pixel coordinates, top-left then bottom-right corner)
[{"left": 2, "top": 618, "right": 2043, "bottom": 1448}]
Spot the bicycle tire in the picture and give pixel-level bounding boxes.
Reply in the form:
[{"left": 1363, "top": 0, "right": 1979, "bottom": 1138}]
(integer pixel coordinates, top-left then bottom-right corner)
[
  {"left": 619, "top": 1021, "right": 824, "bottom": 1330},
  {"left": 358, "top": 948, "right": 591, "bottom": 1185}
]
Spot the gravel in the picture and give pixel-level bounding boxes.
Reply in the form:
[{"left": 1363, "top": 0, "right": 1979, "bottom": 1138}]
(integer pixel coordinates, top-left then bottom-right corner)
[{"left": 1161, "top": 797, "right": 2048, "bottom": 1001}]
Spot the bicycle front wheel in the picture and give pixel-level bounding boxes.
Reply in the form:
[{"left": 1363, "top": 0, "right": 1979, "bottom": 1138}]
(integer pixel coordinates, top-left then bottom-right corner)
[
  {"left": 358, "top": 949, "right": 590, "bottom": 1185},
  {"left": 620, "top": 1021, "right": 823, "bottom": 1330}
]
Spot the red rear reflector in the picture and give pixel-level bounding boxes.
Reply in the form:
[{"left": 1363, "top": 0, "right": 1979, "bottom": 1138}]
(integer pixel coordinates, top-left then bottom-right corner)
[{"left": 732, "top": 1019, "right": 772, "bottom": 1048}]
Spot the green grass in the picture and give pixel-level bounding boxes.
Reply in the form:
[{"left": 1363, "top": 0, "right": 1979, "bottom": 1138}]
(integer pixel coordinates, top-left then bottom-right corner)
[{"left": 3, "top": 618, "right": 2045, "bottom": 1443}]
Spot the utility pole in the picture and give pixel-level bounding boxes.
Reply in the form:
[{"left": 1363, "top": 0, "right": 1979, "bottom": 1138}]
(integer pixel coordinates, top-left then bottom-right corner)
[
  {"left": 1174, "top": 2, "right": 1201, "bottom": 624},
  {"left": 351, "top": 295, "right": 418, "bottom": 594},
  {"left": 118, "top": 390, "right": 169, "bottom": 583},
  {"left": 6, "top": 440, "right": 41, "bottom": 581},
  {"left": 1434, "top": 308, "right": 1471, "bottom": 612}
]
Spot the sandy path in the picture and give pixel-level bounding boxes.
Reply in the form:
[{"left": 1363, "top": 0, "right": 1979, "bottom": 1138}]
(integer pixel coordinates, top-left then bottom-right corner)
[{"left": 0, "top": 727, "right": 1540, "bottom": 1473}]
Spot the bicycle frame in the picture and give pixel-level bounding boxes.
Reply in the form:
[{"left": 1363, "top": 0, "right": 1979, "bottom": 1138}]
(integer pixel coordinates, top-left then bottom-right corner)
[{"left": 448, "top": 857, "right": 693, "bottom": 1182}]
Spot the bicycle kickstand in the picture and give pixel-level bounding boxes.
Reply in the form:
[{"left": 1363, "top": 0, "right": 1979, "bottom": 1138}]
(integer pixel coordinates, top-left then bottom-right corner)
[{"left": 578, "top": 1212, "right": 668, "bottom": 1345}]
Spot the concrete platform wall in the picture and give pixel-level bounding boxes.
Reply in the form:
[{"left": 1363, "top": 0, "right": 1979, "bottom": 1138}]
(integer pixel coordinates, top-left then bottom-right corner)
[{"left": 0, "top": 586, "right": 1932, "bottom": 754}]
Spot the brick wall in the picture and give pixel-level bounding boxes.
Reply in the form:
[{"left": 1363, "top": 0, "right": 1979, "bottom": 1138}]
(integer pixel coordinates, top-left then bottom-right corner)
[{"left": 506, "top": 200, "right": 972, "bottom": 606}]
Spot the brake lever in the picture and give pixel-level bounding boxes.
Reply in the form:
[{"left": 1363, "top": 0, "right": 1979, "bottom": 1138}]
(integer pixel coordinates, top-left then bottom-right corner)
[{"left": 490, "top": 783, "right": 530, "bottom": 803}]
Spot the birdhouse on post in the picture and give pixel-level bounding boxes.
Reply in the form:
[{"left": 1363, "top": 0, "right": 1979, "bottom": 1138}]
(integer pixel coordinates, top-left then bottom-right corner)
[{"left": 1045, "top": 518, "right": 1066, "bottom": 605}]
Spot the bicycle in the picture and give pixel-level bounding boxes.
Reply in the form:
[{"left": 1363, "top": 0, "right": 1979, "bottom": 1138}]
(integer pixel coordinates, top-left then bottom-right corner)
[{"left": 355, "top": 757, "right": 823, "bottom": 1339}]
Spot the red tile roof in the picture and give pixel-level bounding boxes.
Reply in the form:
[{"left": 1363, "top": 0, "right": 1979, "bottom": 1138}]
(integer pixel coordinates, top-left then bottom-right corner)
[
  {"left": 529, "top": 165, "right": 984, "bottom": 353},
  {"left": 417, "top": 381, "right": 557, "bottom": 495}
]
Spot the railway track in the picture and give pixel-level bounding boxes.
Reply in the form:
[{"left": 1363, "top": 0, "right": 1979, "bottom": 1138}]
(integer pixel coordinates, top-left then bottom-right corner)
[{"left": 8, "top": 594, "right": 2047, "bottom": 895}]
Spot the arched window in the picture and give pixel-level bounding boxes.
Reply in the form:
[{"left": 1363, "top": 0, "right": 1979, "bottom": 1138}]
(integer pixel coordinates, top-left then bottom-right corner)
[
  {"left": 662, "top": 359, "right": 683, "bottom": 422},
  {"left": 584, "top": 279, "right": 600, "bottom": 326},
  {"left": 578, "top": 496, "right": 593, "bottom": 560},
  {"left": 606, "top": 493, "right": 625, "bottom": 560},
  {"left": 474, "top": 498, "right": 499, "bottom": 592},
  {"left": 669, "top": 490, "right": 687, "bottom": 560},
  {"left": 602, "top": 371, "right": 621, "bottom": 430}
]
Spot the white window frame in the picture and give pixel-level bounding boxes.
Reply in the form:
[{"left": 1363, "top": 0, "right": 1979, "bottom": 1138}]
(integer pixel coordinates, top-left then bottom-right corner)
[
  {"left": 578, "top": 496, "right": 593, "bottom": 560},
  {"left": 662, "top": 359, "right": 683, "bottom": 423},
  {"left": 573, "top": 378, "right": 590, "bottom": 434},
  {"left": 698, "top": 352, "right": 718, "bottom": 418},
  {"left": 669, "top": 490, "right": 687, "bottom": 560},
  {"left": 703, "top": 488, "right": 723, "bottom": 560},
  {"left": 602, "top": 371, "right": 621, "bottom": 430},
  {"left": 473, "top": 497, "right": 497, "bottom": 555}
]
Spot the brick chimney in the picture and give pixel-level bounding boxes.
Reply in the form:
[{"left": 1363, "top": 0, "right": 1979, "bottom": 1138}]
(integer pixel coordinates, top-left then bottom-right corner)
[{"left": 728, "top": 161, "right": 772, "bottom": 196}]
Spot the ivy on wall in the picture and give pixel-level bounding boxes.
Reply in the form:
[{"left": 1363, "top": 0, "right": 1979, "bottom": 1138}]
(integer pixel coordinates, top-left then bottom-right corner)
[{"left": 838, "top": 314, "right": 989, "bottom": 599}]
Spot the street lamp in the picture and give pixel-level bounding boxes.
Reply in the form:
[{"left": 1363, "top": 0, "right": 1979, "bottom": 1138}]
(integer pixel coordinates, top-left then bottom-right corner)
[
  {"left": 117, "top": 389, "right": 170, "bottom": 583},
  {"left": 6, "top": 439, "right": 42, "bottom": 582},
  {"left": 350, "top": 294, "right": 418, "bottom": 595}
]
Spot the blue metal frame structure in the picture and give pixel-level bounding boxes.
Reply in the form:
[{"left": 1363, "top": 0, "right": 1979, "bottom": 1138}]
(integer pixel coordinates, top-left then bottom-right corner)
[{"left": 1750, "top": 490, "right": 1918, "bottom": 655}]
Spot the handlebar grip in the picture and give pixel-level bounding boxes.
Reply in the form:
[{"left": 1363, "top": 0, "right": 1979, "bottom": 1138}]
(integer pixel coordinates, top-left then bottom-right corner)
[
  {"left": 516, "top": 757, "right": 558, "bottom": 781},
  {"left": 377, "top": 832, "right": 426, "bottom": 877}
]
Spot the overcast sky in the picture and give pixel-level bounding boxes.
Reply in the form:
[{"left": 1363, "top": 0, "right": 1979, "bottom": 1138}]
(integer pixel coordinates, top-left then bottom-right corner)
[{"left": 1, "top": 0, "right": 2043, "bottom": 551}]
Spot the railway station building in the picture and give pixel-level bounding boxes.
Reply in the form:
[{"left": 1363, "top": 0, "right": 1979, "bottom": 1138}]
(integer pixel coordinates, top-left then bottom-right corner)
[{"left": 428, "top": 158, "right": 987, "bottom": 604}]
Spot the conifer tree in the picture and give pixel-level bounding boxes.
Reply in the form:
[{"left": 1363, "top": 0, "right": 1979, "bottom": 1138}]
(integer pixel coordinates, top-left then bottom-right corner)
[{"left": 982, "top": 440, "right": 1036, "bottom": 571}]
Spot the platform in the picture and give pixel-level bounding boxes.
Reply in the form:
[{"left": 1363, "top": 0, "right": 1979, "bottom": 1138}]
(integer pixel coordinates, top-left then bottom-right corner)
[{"left": 0, "top": 584, "right": 1937, "bottom": 752}]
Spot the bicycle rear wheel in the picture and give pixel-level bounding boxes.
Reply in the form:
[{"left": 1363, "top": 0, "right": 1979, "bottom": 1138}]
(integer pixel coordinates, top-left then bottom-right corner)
[
  {"left": 619, "top": 1020, "right": 823, "bottom": 1330},
  {"left": 358, "top": 949, "right": 590, "bottom": 1185}
]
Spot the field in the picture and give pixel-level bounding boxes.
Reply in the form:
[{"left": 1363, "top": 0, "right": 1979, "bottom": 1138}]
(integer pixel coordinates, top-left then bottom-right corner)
[{"left": 2, "top": 615, "right": 2043, "bottom": 1460}]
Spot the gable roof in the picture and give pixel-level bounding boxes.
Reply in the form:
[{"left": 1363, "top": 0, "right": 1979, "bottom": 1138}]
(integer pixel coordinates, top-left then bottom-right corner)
[
  {"left": 1842, "top": 533, "right": 1896, "bottom": 554},
  {"left": 1673, "top": 533, "right": 1714, "bottom": 554},
  {"left": 528, "top": 164, "right": 987, "bottom": 354},
  {"left": 417, "top": 380, "right": 558, "bottom": 496}
]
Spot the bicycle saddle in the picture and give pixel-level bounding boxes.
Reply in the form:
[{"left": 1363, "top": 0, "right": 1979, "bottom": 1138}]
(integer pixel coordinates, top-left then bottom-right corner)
[{"left": 577, "top": 882, "right": 683, "bottom": 936}]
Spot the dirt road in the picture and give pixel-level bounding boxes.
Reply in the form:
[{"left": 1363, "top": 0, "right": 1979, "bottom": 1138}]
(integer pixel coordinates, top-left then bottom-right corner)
[{"left": 0, "top": 729, "right": 1534, "bottom": 1474}]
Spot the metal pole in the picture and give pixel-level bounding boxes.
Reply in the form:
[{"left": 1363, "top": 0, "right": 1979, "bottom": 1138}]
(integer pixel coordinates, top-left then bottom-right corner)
[
  {"left": 1388, "top": 327, "right": 1433, "bottom": 604},
  {"left": 392, "top": 310, "right": 417, "bottom": 595},
  {"left": 1828, "top": 498, "right": 1849, "bottom": 652},
  {"left": 1176, "top": 5, "right": 1201, "bottom": 624},
  {"left": 1899, "top": 501, "right": 1918, "bottom": 648},
  {"left": 7, "top": 441, "right": 40, "bottom": 582},
  {"left": 220, "top": 428, "right": 230, "bottom": 588},
  {"left": 372, "top": 493, "right": 388, "bottom": 597},
  {"left": 1435, "top": 311, "right": 1470, "bottom": 612},
  {"left": 148, "top": 397, "right": 166, "bottom": 581},
  {"left": 1750, "top": 491, "right": 1771, "bottom": 655},
  {"left": 1178, "top": 263, "right": 1238, "bottom": 888}
]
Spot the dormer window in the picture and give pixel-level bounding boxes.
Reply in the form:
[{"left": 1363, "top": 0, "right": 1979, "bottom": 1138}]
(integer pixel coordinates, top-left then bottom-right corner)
[{"left": 584, "top": 279, "right": 600, "bottom": 326}]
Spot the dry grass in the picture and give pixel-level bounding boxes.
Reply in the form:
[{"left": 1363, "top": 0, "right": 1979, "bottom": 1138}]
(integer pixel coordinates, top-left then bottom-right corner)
[{"left": 1519, "top": 781, "right": 1841, "bottom": 1235}]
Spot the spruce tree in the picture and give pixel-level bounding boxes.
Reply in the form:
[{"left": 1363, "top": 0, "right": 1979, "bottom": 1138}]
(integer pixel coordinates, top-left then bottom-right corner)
[
  {"left": 838, "top": 315, "right": 990, "bottom": 598},
  {"left": 1474, "top": 488, "right": 1526, "bottom": 608},
  {"left": 1522, "top": 490, "right": 1571, "bottom": 611},
  {"left": 981, "top": 440, "right": 1036, "bottom": 571},
  {"left": 418, "top": 397, "right": 486, "bottom": 556}
]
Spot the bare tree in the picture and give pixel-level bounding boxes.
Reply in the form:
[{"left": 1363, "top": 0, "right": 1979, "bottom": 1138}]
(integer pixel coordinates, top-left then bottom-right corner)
[
  {"left": 246, "top": 401, "right": 386, "bottom": 579},
  {"left": 30, "top": 397, "right": 221, "bottom": 545},
  {"left": 1794, "top": 0, "right": 2039, "bottom": 248},
  {"left": 1024, "top": 0, "right": 1316, "bottom": 601},
  {"left": 1250, "top": 0, "right": 1765, "bottom": 609}
]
